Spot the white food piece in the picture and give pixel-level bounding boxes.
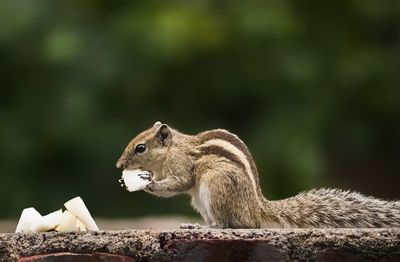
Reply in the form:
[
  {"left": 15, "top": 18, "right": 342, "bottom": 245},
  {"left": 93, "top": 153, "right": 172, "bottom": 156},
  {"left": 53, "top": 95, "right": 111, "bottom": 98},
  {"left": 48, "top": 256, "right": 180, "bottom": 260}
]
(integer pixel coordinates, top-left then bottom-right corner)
[
  {"left": 55, "top": 210, "right": 79, "bottom": 232},
  {"left": 15, "top": 197, "right": 98, "bottom": 233},
  {"left": 75, "top": 217, "right": 87, "bottom": 231},
  {"left": 31, "top": 209, "right": 63, "bottom": 232},
  {"left": 55, "top": 210, "right": 88, "bottom": 232},
  {"left": 64, "top": 197, "right": 98, "bottom": 231},
  {"left": 15, "top": 207, "right": 42, "bottom": 233},
  {"left": 121, "top": 169, "right": 152, "bottom": 192}
]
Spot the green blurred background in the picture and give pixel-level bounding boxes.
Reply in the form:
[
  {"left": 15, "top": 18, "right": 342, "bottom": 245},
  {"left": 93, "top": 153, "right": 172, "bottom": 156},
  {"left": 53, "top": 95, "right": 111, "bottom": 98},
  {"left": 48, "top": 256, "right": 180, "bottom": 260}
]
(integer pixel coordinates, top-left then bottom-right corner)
[{"left": 1, "top": 0, "right": 399, "bottom": 219}]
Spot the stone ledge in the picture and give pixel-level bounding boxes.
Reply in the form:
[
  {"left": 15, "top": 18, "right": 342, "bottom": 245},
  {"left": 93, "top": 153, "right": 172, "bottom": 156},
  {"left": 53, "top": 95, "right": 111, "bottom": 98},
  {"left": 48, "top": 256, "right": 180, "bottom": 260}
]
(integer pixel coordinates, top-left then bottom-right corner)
[{"left": 1, "top": 228, "right": 399, "bottom": 261}]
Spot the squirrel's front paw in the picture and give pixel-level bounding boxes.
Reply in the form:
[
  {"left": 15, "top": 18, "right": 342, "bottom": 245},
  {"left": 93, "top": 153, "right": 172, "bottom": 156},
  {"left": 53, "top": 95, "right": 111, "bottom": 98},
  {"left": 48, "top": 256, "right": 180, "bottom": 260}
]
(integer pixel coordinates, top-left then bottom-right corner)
[
  {"left": 145, "top": 181, "right": 157, "bottom": 192},
  {"left": 138, "top": 172, "right": 152, "bottom": 181}
]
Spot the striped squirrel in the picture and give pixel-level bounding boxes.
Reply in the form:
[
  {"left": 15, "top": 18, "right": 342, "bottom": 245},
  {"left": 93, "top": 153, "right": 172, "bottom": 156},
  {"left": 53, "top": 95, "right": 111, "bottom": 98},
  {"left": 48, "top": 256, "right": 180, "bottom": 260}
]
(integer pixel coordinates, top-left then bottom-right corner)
[{"left": 116, "top": 121, "right": 400, "bottom": 228}]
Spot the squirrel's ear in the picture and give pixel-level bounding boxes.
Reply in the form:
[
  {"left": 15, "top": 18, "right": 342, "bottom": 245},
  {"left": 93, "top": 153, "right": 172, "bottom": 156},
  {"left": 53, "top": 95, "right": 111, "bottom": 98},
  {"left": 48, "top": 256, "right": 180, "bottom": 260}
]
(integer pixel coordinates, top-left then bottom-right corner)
[
  {"left": 153, "top": 121, "right": 162, "bottom": 128},
  {"left": 156, "top": 124, "right": 171, "bottom": 145}
]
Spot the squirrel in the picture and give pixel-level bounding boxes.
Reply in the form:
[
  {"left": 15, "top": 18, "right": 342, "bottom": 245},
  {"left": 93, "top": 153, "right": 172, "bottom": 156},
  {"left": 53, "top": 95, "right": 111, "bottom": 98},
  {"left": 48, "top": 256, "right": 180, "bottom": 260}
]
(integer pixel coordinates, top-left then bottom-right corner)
[{"left": 116, "top": 121, "right": 400, "bottom": 228}]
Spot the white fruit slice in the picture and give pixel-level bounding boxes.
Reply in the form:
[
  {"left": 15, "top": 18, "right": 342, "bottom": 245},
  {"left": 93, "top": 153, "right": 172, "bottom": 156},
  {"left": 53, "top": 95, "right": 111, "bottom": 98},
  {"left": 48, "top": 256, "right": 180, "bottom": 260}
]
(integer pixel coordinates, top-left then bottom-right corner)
[
  {"left": 64, "top": 197, "right": 98, "bottom": 231},
  {"left": 31, "top": 209, "right": 63, "bottom": 232},
  {"left": 75, "top": 217, "right": 87, "bottom": 231},
  {"left": 121, "top": 169, "right": 152, "bottom": 192},
  {"left": 56, "top": 210, "right": 79, "bottom": 232},
  {"left": 15, "top": 207, "right": 42, "bottom": 233}
]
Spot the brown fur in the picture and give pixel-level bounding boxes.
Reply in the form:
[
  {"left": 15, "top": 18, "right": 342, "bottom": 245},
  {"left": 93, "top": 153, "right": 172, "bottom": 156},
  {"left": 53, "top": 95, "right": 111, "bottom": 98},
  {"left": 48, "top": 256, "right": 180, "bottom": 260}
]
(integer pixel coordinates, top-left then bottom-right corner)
[{"left": 116, "top": 122, "right": 400, "bottom": 228}]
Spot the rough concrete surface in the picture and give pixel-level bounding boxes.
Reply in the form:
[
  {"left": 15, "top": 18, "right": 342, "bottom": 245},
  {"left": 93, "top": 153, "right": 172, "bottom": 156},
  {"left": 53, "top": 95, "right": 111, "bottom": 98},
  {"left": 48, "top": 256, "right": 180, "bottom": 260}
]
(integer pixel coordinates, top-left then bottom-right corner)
[{"left": 0, "top": 228, "right": 399, "bottom": 261}]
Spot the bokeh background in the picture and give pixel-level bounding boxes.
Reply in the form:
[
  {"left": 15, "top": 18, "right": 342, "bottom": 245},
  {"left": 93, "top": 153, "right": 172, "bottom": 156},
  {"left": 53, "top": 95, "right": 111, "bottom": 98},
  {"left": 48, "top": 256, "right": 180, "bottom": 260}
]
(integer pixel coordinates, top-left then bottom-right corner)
[{"left": 1, "top": 1, "right": 399, "bottom": 222}]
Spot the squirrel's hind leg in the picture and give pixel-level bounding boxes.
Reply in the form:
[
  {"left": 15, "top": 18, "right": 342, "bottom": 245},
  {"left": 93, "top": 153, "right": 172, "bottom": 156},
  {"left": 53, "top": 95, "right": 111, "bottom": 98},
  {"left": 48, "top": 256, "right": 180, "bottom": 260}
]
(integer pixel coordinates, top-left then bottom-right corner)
[{"left": 198, "top": 166, "right": 260, "bottom": 228}]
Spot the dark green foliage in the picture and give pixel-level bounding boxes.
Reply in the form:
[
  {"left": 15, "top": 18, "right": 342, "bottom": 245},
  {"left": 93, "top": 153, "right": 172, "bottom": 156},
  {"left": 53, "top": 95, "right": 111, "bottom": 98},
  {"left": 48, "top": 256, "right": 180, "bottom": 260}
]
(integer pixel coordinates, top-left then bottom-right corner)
[{"left": 0, "top": 0, "right": 399, "bottom": 218}]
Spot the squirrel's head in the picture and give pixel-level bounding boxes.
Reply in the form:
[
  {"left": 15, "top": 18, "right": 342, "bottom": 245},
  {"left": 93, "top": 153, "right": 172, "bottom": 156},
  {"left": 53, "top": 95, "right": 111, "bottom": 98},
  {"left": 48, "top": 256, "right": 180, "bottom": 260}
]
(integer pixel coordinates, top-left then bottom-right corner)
[{"left": 116, "top": 121, "right": 173, "bottom": 172}]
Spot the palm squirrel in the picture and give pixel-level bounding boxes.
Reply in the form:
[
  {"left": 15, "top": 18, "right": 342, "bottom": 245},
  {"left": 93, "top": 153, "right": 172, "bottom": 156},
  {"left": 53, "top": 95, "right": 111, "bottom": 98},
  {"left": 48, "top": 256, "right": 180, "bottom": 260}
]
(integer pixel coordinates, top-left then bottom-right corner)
[{"left": 116, "top": 121, "right": 400, "bottom": 228}]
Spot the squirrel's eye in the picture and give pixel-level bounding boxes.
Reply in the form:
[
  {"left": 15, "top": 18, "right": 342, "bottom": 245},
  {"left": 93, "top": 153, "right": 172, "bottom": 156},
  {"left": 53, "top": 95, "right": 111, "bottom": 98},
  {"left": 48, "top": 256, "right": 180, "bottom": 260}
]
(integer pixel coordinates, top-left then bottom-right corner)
[{"left": 135, "top": 144, "right": 146, "bottom": 154}]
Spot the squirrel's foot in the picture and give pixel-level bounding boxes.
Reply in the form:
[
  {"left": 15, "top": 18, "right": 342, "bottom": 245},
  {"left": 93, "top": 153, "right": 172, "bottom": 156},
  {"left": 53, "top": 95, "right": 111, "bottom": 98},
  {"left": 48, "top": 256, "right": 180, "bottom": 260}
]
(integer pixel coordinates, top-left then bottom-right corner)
[
  {"left": 179, "top": 223, "right": 205, "bottom": 229},
  {"left": 208, "top": 223, "right": 226, "bottom": 229},
  {"left": 179, "top": 221, "right": 228, "bottom": 229}
]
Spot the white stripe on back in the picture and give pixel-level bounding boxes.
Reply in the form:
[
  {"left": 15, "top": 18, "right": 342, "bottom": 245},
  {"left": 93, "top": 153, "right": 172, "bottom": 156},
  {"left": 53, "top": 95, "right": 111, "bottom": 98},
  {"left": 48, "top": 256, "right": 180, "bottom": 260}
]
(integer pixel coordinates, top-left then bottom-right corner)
[{"left": 203, "top": 139, "right": 263, "bottom": 208}]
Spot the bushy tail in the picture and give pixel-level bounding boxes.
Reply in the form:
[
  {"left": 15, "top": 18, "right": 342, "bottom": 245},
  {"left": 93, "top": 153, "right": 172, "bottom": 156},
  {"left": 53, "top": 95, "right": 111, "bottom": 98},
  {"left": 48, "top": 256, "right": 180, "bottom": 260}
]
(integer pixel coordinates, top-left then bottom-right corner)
[{"left": 267, "top": 188, "right": 400, "bottom": 228}]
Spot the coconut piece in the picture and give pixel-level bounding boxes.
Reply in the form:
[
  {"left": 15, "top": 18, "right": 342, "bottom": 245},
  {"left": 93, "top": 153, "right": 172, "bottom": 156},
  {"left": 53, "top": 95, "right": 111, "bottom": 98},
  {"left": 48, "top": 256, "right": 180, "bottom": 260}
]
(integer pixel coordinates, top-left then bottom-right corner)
[
  {"left": 15, "top": 207, "right": 42, "bottom": 233},
  {"left": 120, "top": 169, "right": 152, "bottom": 192},
  {"left": 75, "top": 217, "right": 87, "bottom": 231},
  {"left": 64, "top": 197, "right": 98, "bottom": 231},
  {"left": 55, "top": 210, "right": 79, "bottom": 232},
  {"left": 31, "top": 209, "right": 63, "bottom": 232}
]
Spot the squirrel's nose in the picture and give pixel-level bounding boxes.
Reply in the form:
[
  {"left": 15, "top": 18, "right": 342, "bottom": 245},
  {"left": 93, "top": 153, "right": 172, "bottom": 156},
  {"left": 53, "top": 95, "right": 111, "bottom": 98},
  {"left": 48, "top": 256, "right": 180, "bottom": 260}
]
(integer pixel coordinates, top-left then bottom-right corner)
[{"left": 116, "top": 158, "right": 125, "bottom": 169}]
